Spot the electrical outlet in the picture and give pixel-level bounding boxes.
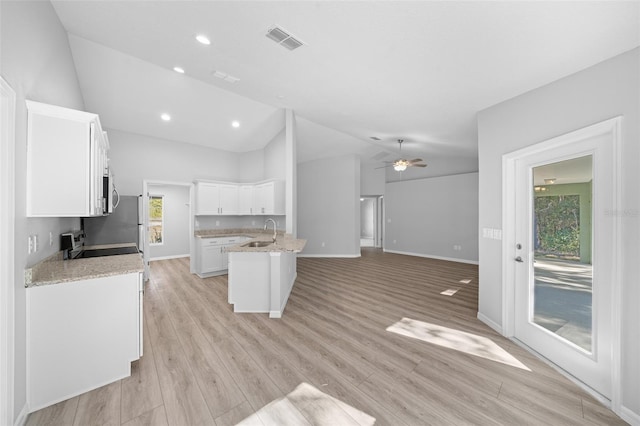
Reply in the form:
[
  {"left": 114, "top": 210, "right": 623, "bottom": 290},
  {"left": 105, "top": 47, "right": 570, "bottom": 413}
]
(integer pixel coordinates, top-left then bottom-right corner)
[
  {"left": 49, "top": 231, "right": 53, "bottom": 246},
  {"left": 321, "top": 242, "right": 325, "bottom": 247},
  {"left": 393, "top": 239, "right": 397, "bottom": 244},
  {"left": 28, "top": 236, "right": 33, "bottom": 254},
  {"left": 215, "top": 220, "right": 220, "bottom": 226},
  {"left": 252, "top": 220, "right": 256, "bottom": 226},
  {"left": 33, "top": 235, "right": 38, "bottom": 252}
]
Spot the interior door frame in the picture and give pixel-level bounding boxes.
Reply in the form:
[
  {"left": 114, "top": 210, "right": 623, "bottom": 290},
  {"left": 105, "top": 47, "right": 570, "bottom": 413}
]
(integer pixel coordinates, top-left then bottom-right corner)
[
  {"left": 0, "top": 76, "right": 16, "bottom": 426},
  {"left": 501, "top": 117, "right": 622, "bottom": 410},
  {"left": 142, "top": 180, "right": 194, "bottom": 277}
]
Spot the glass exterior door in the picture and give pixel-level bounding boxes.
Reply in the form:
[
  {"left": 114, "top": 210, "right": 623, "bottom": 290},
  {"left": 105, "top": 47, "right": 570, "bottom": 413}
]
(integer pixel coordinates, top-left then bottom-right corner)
[
  {"left": 512, "top": 125, "right": 616, "bottom": 399},
  {"left": 531, "top": 157, "right": 593, "bottom": 352}
]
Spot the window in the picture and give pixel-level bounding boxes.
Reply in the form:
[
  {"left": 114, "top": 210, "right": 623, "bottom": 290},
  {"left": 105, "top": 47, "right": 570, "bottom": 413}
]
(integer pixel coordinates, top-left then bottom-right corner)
[{"left": 149, "top": 195, "right": 164, "bottom": 245}]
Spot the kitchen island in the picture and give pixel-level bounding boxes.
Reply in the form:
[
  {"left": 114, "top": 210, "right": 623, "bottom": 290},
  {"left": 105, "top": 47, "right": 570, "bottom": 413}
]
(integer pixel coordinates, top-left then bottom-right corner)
[
  {"left": 228, "top": 233, "right": 305, "bottom": 318},
  {"left": 196, "top": 230, "right": 305, "bottom": 318}
]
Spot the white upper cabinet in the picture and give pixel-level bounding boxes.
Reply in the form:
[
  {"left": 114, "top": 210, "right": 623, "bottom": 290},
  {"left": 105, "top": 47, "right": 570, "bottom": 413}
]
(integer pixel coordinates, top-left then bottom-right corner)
[
  {"left": 238, "top": 185, "right": 254, "bottom": 215},
  {"left": 195, "top": 180, "right": 284, "bottom": 216},
  {"left": 26, "top": 101, "right": 108, "bottom": 217},
  {"left": 219, "top": 184, "right": 239, "bottom": 215},
  {"left": 195, "top": 182, "right": 239, "bottom": 215},
  {"left": 254, "top": 181, "right": 285, "bottom": 215}
]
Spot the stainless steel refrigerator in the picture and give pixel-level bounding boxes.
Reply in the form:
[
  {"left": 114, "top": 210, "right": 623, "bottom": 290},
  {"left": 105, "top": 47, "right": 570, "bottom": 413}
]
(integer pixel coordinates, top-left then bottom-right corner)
[{"left": 83, "top": 195, "right": 143, "bottom": 251}]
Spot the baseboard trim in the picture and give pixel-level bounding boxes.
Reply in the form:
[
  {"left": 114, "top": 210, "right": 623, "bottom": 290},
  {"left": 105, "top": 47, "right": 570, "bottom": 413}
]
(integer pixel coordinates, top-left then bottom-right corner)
[
  {"left": 619, "top": 404, "right": 640, "bottom": 425},
  {"left": 14, "top": 403, "right": 27, "bottom": 426},
  {"left": 477, "top": 312, "right": 503, "bottom": 335},
  {"left": 383, "top": 249, "right": 479, "bottom": 265},
  {"left": 150, "top": 254, "right": 190, "bottom": 262},
  {"left": 297, "top": 254, "right": 361, "bottom": 258}
]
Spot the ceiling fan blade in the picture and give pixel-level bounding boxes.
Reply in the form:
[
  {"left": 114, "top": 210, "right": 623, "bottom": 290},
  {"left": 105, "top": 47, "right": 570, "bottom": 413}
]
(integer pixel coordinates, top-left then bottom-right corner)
[
  {"left": 410, "top": 163, "right": 427, "bottom": 167},
  {"left": 407, "top": 158, "right": 423, "bottom": 164}
]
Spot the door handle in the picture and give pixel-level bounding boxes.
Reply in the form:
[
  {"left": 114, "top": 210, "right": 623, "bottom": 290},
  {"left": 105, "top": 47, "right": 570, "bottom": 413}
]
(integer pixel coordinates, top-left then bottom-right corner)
[{"left": 515, "top": 256, "right": 524, "bottom": 263}]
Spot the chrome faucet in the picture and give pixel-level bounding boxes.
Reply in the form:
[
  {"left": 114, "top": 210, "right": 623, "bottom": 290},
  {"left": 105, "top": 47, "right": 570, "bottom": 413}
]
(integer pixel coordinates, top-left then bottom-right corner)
[{"left": 264, "top": 218, "right": 277, "bottom": 244}]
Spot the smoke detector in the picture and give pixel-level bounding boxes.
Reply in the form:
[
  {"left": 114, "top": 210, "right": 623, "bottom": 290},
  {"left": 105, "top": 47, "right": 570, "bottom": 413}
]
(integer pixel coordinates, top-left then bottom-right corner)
[{"left": 266, "top": 25, "right": 305, "bottom": 51}]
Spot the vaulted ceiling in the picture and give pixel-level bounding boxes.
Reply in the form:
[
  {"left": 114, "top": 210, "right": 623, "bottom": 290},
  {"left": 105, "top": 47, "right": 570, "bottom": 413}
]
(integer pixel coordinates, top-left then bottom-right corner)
[{"left": 51, "top": 1, "right": 639, "bottom": 170}]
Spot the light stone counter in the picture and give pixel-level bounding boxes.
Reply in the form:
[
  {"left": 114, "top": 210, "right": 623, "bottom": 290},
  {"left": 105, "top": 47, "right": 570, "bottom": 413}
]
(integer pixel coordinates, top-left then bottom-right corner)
[
  {"left": 195, "top": 228, "right": 306, "bottom": 253},
  {"left": 25, "top": 244, "right": 143, "bottom": 288}
]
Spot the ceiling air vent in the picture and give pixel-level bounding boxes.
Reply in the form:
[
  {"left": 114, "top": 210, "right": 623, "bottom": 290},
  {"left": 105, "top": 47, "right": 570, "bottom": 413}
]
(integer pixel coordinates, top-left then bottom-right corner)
[
  {"left": 266, "top": 25, "right": 305, "bottom": 51},
  {"left": 212, "top": 70, "right": 240, "bottom": 83}
]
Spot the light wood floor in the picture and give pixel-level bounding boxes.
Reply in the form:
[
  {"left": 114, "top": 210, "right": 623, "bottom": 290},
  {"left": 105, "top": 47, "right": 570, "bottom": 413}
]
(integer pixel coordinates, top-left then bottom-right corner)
[{"left": 27, "top": 249, "right": 626, "bottom": 425}]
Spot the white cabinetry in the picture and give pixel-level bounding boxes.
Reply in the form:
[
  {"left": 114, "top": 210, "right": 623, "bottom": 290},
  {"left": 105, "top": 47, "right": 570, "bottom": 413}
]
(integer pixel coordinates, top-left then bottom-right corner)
[
  {"left": 238, "top": 185, "right": 254, "bottom": 215},
  {"left": 197, "top": 236, "right": 248, "bottom": 277},
  {"left": 26, "top": 100, "right": 109, "bottom": 217},
  {"left": 195, "top": 180, "right": 284, "bottom": 216},
  {"left": 195, "top": 182, "right": 239, "bottom": 215},
  {"left": 26, "top": 272, "right": 143, "bottom": 412},
  {"left": 254, "top": 181, "right": 285, "bottom": 215}
]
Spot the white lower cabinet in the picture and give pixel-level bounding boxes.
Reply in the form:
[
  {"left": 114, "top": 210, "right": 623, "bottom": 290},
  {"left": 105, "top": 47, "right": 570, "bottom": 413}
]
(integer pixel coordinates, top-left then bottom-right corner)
[
  {"left": 26, "top": 272, "right": 142, "bottom": 412},
  {"left": 197, "top": 236, "right": 248, "bottom": 277}
]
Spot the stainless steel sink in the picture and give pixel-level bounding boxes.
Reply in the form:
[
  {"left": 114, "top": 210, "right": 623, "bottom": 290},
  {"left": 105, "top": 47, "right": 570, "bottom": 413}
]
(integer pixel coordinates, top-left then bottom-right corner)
[{"left": 242, "top": 241, "right": 273, "bottom": 248}]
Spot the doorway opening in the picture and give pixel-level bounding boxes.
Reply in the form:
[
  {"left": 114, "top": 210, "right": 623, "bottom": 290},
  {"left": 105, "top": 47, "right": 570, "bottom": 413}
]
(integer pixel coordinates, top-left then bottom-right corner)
[
  {"left": 360, "top": 196, "right": 383, "bottom": 248},
  {"left": 142, "top": 180, "right": 194, "bottom": 279}
]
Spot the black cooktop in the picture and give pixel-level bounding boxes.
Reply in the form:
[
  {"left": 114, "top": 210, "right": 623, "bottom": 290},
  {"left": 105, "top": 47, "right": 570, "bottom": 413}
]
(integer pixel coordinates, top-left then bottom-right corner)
[{"left": 74, "top": 246, "right": 139, "bottom": 258}]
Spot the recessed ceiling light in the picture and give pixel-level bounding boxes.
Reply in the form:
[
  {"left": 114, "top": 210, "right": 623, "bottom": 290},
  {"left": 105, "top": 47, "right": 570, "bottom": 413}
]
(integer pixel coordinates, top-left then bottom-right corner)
[
  {"left": 231, "top": 120, "right": 240, "bottom": 128},
  {"left": 196, "top": 34, "right": 211, "bottom": 45},
  {"left": 161, "top": 113, "right": 171, "bottom": 121},
  {"left": 173, "top": 66, "right": 185, "bottom": 74}
]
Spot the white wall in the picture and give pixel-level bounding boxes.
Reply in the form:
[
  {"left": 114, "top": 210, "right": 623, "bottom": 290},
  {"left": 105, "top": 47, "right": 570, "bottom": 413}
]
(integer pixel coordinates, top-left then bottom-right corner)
[
  {"left": 297, "top": 155, "right": 360, "bottom": 257},
  {"left": 0, "top": 1, "right": 84, "bottom": 421},
  {"left": 477, "top": 48, "right": 639, "bottom": 418},
  {"left": 385, "top": 155, "right": 478, "bottom": 183},
  {"left": 385, "top": 173, "right": 479, "bottom": 263},
  {"left": 237, "top": 149, "right": 264, "bottom": 184},
  {"left": 107, "top": 129, "right": 242, "bottom": 196},
  {"left": 360, "top": 162, "right": 385, "bottom": 196},
  {"left": 264, "top": 129, "right": 286, "bottom": 181},
  {"left": 148, "top": 184, "right": 190, "bottom": 260}
]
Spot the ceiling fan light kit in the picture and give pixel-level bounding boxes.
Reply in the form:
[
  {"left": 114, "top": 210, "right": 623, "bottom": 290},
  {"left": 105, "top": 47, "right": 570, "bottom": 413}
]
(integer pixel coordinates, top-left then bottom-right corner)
[
  {"left": 385, "top": 139, "right": 427, "bottom": 171},
  {"left": 393, "top": 161, "right": 408, "bottom": 171}
]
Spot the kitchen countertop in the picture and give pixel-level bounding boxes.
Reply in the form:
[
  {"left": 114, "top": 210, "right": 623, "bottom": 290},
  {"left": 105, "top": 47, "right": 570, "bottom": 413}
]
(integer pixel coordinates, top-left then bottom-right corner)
[
  {"left": 195, "top": 228, "right": 306, "bottom": 253},
  {"left": 25, "top": 243, "right": 143, "bottom": 288}
]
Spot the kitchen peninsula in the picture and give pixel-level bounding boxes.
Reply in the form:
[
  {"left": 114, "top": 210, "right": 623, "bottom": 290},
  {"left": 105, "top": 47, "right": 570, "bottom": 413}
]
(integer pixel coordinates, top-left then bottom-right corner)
[{"left": 195, "top": 229, "right": 305, "bottom": 318}]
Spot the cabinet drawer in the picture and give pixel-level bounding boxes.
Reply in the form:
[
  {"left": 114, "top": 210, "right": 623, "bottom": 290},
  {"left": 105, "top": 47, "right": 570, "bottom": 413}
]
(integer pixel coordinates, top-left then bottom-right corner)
[
  {"left": 199, "top": 237, "right": 226, "bottom": 246},
  {"left": 200, "top": 236, "right": 248, "bottom": 246}
]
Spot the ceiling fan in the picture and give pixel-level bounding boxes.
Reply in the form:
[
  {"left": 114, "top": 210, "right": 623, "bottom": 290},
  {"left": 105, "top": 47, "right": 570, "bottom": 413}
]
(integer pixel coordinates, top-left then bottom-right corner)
[{"left": 378, "top": 139, "right": 427, "bottom": 171}]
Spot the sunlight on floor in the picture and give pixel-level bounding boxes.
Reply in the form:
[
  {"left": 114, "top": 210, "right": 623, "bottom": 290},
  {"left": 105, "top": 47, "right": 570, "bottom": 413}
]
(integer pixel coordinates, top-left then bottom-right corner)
[
  {"left": 386, "top": 318, "right": 531, "bottom": 371},
  {"left": 237, "top": 382, "right": 376, "bottom": 426}
]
